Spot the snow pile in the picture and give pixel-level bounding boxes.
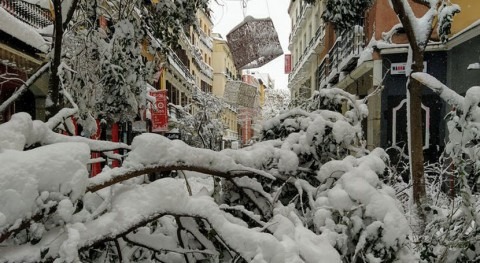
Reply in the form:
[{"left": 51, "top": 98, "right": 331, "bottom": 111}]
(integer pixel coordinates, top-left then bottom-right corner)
[
  {"left": 468, "top": 62, "right": 480, "bottom": 70},
  {"left": 0, "top": 112, "right": 129, "bottom": 152},
  {"left": 0, "top": 142, "right": 89, "bottom": 232},
  {"left": 0, "top": 113, "right": 35, "bottom": 150}
]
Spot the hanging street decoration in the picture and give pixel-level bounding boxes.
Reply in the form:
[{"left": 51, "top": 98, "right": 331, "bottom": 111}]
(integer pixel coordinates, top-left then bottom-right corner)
[
  {"left": 223, "top": 80, "right": 258, "bottom": 108},
  {"left": 227, "top": 16, "right": 284, "bottom": 70}
]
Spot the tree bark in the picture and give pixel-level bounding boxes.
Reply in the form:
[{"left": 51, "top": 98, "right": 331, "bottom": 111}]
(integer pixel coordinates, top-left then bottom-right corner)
[
  {"left": 409, "top": 55, "right": 427, "bottom": 230},
  {"left": 390, "top": 0, "right": 433, "bottom": 233},
  {"left": 48, "top": 0, "right": 64, "bottom": 116}
]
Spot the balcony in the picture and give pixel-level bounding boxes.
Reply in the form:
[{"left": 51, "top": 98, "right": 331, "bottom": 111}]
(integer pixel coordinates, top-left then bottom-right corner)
[
  {"left": 288, "top": 24, "right": 325, "bottom": 88},
  {"left": 1, "top": 0, "right": 52, "bottom": 29},
  {"left": 199, "top": 31, "right": 213, "bottom": 50},
  {"left": 289, "top": 3, "right": 312, "bottom": 46},
  {"left": 167, "top": 47, "right": 195, "bottom": 90},
  {"left": 316, "top": 26, "right": 365, "bottom": 89}
]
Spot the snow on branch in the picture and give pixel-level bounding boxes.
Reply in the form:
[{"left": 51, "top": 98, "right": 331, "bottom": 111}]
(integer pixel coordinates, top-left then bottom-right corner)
[
  {"left": 0, "top": 179, "right": 286, "bottom": 262},
  {"left": 0, "top": 62, "right": 51, "bottom": 114},
  {"left": 411, "top": 72, "right": 465, "bottom": 108},
  {"left": 0, "top": 113, "right": 129, "bottom": 152},
  {"left": 45, "top": 89, "right": 79, "bottom": 131},
  {"left": 88, "top": 134, "right": 275, "bottom": 192},
  {"left": 382, "top": 23, "right": 403, "bottom": 43}
]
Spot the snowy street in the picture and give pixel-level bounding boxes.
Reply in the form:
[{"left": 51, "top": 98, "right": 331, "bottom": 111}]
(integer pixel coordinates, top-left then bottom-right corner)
[{"left": 1, "top": 0, "right": 480, "bottom": 262}]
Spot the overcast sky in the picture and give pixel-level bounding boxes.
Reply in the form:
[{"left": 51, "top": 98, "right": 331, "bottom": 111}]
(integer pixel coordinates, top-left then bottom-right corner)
[{"left": 209, "top": 0, "right": 291, "bottom": 90}]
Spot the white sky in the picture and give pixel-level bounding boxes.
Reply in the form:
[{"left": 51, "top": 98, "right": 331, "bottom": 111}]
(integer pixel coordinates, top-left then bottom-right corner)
[{"left": 209, "top": 0, "right": 291, "bottom": 90}]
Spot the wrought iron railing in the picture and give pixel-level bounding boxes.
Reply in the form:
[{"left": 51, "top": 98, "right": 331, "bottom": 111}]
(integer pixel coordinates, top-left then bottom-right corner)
[
  {"left": 199, "top": 31, "right": 213, "bottom": 50},
  {"left": 316, "top": 58, "right": 327, "bottom": 89},
  {"left": 289, "top": 24, "right": 325, "bottom": 83},
  {"left": 0, "top": 0, "right": 53, "bottom": 29},
  {"left": 338, "top": 26, "right": 365, "bottom": 65},
  {"left": 168, "top": 47, "right": 195, "bottom": 87},
  {"left": 318, "top": 26, "right": 365, "bottom": 85}
]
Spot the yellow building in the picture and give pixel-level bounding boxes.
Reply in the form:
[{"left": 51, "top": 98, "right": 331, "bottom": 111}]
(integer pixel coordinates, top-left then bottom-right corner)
[
  {"left": 158, "top": 8, "right": 214, "bottom": 111},
  {"left": 190, "top": 9, "right": 214, "bottom": 94},
  {"left": 212, "top": 33, "right": 238, "bottom": 96},
  {"left": 211, "top": 33, "right": 239, "bottom": 147},
  {"left": 288, "top": 0, "right": 480, "bottom": 153}
]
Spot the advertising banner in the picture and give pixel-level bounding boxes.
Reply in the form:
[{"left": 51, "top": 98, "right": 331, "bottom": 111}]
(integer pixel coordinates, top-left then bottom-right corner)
[
  {"left": 285, "top": 54, "right": 292, "bottom": 74},
  {"left": 150, "top": 90, "right": 168, "bottom": 132}
]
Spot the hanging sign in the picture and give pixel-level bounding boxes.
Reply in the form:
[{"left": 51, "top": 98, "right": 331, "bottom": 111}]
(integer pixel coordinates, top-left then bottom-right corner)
[{"left": 150, "top": 90, "right": 168, "bottom": 132}]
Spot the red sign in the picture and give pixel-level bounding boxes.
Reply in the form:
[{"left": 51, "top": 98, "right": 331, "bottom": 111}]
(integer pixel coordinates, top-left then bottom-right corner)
[
  {"left": 285, "top": 54, "right": 292, "bottom": 74},
  {"left": 150, "top": 90, "right": 168, "bottom": 132}
]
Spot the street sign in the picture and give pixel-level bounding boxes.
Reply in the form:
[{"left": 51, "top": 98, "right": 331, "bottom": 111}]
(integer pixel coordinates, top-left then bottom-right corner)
[
  {"left": 285, "top": 54, "right": 292, "bottom": 74},
  {"left": 391, "top": 61, "right": 427, "bottom": 75}
]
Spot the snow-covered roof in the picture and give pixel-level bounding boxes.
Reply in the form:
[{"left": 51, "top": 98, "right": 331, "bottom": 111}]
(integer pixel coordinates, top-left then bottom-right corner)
[{"left": 0, "top": 8, "right": 50, "bottom": 53}]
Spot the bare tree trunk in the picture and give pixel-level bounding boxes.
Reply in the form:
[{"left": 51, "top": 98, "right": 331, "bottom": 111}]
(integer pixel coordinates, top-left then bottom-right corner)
[
  {"left": 390, "top": 0, "right": 432, "bottom": 234},
  {"left": 48, "top": 0, "right": 64, "bottom": 116},
  {"left": 409, "top": 56, "right": 427, "bottom": 231}
]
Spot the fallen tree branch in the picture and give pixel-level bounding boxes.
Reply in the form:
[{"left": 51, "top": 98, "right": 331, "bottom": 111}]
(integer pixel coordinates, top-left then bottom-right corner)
[
  {"left": 87, "top": 165, "right": 273, "bottom": 193},
  {"left": 0, "top": 62, "right": 51, "bottom": 113}
]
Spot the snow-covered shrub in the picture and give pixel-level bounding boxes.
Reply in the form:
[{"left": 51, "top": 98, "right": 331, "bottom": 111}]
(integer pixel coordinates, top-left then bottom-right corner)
[{"left": 262, "top": 88, "right": 368, "bottom": 172}]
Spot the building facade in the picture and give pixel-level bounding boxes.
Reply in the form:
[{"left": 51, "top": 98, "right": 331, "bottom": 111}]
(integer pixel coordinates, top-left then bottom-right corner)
[
  {"left": 287, "top": 0, "right": 326, "bottom": 100},
  {"left": 288, "top": 0, "right": 480, "bottom": 161},
  {"left": 0, "top": 0, "right": 52, "bottom": 123},
  {"left": 212, "top": 33, "right": 239, "bottom": 147}
]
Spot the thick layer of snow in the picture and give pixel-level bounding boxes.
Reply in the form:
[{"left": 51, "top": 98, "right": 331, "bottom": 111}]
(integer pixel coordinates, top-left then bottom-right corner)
[
  {"left": 0, "top": 142, "right": 89, "bottom": 231},
  {"left": 468, "top": 62, "right": 480, "bottom": 70},
  {"left": 0, "top": 8, "right": 50, "bottom": 52},
  {"left": 0, "top": 113, "right": 129, "bottom": 152}
]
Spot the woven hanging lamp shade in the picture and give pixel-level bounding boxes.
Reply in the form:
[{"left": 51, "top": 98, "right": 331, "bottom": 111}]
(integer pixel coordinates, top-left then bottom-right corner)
[{"left": 227, "top": 16, "right": 283, "bottom": 70}]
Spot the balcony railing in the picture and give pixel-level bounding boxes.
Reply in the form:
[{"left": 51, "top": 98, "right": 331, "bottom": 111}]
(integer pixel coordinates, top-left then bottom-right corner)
[
  {"left": 168, "top": 47, "right": 195, "bottom": 89},
  {"left": 316, "top": 58, "right": 327, "bottom": 89},
  {"left": 288, "top": 24, "right": 325, "bottom": 83},
  {"left": 290, "top": 3, "right": 312, "bottom": 44},
  {"left": 199, "top": 31, "right": 213, "bottom": 50},
  {"left": 1, "top": 0, "right": 53, "bottom": 29},
  {"left": 316, "top": 26, "right": 365, "bottom": 89}
]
